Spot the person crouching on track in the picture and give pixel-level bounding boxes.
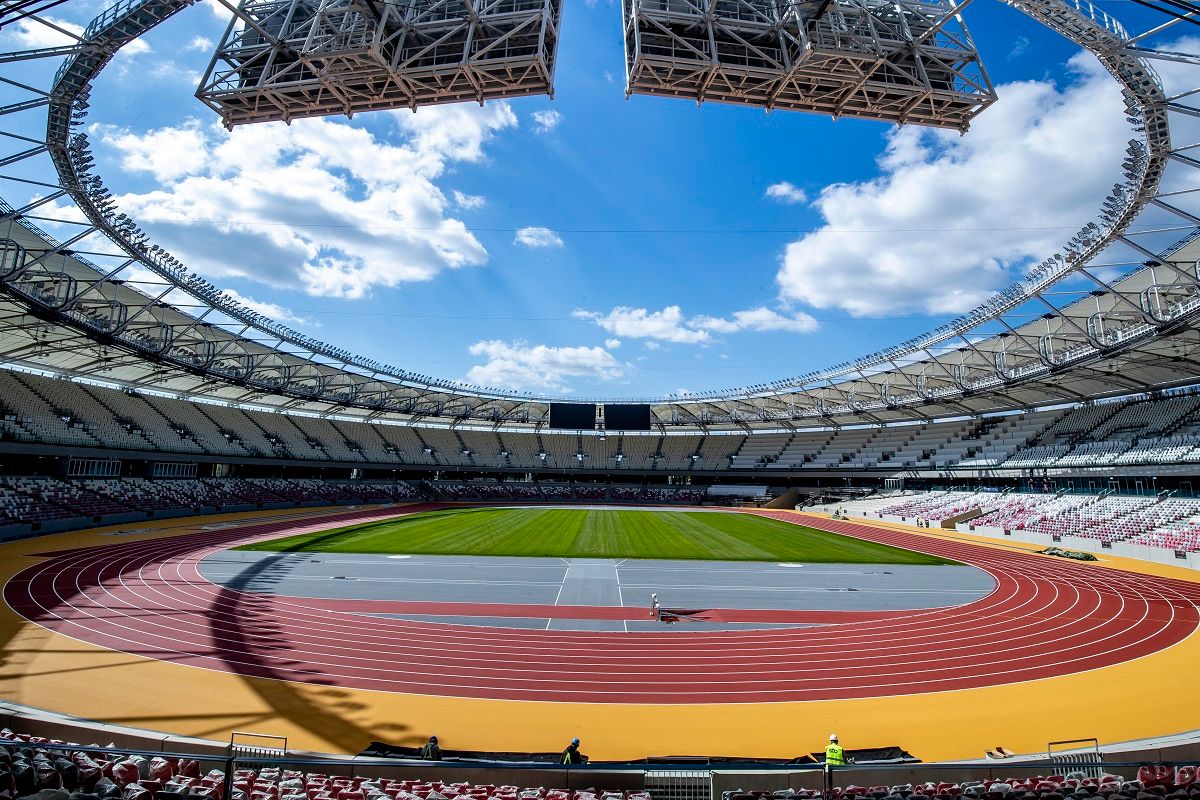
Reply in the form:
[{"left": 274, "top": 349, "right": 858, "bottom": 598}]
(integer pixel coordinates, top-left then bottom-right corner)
[
  {"left": 421, "top": 735, "right": 442, "bottom": 760},
  {"left": 825, "top": 734, "right": 847, "bottom": 766},
  {"left": 562, "top": 738, "right": 587, "bottom": 765}
]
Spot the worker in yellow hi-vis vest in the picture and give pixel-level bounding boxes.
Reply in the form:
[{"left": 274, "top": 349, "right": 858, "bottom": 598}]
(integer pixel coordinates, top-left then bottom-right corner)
[{"left": 825, "top": 733, "right": 847, "bottom": 766}]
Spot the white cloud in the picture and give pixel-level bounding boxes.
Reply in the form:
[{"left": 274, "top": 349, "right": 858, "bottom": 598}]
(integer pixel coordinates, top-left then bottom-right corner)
[
  {"left": 575, "top": 305, "right": 708, "bottom": 343},
  {"left": 466, "top": 340, "right": 624, "bottom": 392},
  {"left": 604, "top": 338, "right": 621, "bottom": 349},
  {"left": 694, "top": 307, "right": 818, "bottom": 334},
  {"left": 144, "top": 60, "right": 202, "bottom": 84},
  {"left": 644, "top": 342, "right": 661, "bottom": 351},
  {"left": 776, "top": 53, "right": 1128, "bottom": 317},
  {"left": 187, "top": 36, "right": 213, "bottom": 52},
  {"left": 8, "top": 16, "right": 86, "bottom": 49},
  {"left": 453, "top": 190, "right": 486, "bottom": 210},
  {"left": 765, "top": 181, "right": 807, "bottom": 204},
  {"left": 574, "top": 304, "right": 818, "bottom": 344},
  {"left": 514, "top": 226, "right": 563, "bottom": 248},
  {"left": 122, "top": 38, "right": 152, "bottom": 56},
  {"left": 532, "top": 110, "right": 564, "bottom": 133},
  {"left": 100, "top": 120, "right": 210, "bottom": 182},
  {"left": 221, "top": 289, "right": 314, "bottom": 327},
  {"left": 203, "top": 0, "right": 235, "bottom": 18},
  {"left": 93, "top": 103, "right": 517, "bottom": 299}
]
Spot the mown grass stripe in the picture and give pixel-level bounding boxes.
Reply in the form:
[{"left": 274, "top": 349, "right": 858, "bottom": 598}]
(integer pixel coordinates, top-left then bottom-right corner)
[{"left": 236, "top": 508, "right": 955, "bottom": 565}]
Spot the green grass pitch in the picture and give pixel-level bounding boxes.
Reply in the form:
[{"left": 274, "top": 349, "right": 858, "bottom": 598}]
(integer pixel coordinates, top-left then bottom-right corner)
[{"left": 237, "top": 507, "right": 955, "bottom": 565}]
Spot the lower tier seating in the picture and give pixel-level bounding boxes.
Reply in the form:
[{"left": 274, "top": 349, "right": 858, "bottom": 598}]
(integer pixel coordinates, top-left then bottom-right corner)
[
  {"left": 725, "top": 767, "right": 1200, "bottom": 800},
  {"left": 850, "top": 491, "right": 1200, "bottom": 553},
  {"left": 0, "top": 728, "right": 653, "bottom": 800}
]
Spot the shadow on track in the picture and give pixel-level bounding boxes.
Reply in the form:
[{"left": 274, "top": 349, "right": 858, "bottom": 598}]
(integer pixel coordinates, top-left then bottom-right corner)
[{"left": 206, "top": 548, "right": 417, "bottom": 751}]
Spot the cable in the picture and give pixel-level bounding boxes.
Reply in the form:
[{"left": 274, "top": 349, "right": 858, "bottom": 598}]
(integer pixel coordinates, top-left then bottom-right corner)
[
  {"left": 123, "top": 218, "right": 1180, "bottom": 235},
  {"left": 1129, "top": 0, "right": 1200, "bottom": 24}
]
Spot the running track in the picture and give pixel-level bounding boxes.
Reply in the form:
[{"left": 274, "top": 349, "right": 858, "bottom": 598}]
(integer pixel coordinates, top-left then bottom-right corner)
[{"left": 4, "top": 506, "right": 1200, "bottom": 704}]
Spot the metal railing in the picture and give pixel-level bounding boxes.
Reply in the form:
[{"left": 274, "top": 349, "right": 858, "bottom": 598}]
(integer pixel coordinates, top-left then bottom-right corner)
[{"left": 5, "top": 736, "right": 1200, "bottom": 799}]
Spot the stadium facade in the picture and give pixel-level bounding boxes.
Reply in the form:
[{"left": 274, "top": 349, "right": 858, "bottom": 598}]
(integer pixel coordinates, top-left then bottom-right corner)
[
  {"left": 0, "top": 0, "right": 1197, "bottom": 501},
  {"left": 5, "top": 0, "right": 1200, "bottom": 767}
]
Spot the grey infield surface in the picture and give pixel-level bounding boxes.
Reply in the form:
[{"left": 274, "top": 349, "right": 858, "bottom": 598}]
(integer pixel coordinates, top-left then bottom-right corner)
[{"left": 199, "top": 552, "right": 995, "bottom": 632}]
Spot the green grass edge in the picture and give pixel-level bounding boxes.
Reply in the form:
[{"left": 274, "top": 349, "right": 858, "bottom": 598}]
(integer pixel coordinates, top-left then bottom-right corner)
[{"left": 233, "top": 507, "right": 958, "bottom": 566}]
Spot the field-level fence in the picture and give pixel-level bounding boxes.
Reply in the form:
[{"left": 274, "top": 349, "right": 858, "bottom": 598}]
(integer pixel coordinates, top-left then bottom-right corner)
[
  {"left": 4, "top": 736, "right": 1200, "bottom": 800},
  {"left": 1047, "top": 739, "right": 1104, "bottom": 779}
]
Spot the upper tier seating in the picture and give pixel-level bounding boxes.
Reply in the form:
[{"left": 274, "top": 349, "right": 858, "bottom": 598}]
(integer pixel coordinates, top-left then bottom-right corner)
[{"left": 9, "top": 366, "right": 1200, "bottom": 472}]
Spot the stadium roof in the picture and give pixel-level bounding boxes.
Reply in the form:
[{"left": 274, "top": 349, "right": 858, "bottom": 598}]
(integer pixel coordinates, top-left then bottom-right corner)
[{"left": 0, "top": 0, "right": 1198, "bottom": 430}]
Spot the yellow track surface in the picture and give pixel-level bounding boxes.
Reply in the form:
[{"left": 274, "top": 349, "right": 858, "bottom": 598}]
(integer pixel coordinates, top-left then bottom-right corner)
[{"left": 1, "top": 508, "right": 1197, "bottom": 761}]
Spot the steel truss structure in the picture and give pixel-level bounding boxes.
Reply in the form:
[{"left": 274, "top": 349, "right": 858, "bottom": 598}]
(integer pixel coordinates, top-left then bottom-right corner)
[
  {"left": 622, "top": 0, "right": 996, "bottom": 130},
  {"left": 196, "top": 0, "right": 563, "bottom": 127},
  {"left": 0, "top": 0, "right": 1197, "bottom": 433}
]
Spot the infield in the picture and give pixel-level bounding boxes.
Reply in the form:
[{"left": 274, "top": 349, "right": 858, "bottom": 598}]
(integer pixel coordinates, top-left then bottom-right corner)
[{"left": 235, "top": 506, "right": 957, "bottom": 564}]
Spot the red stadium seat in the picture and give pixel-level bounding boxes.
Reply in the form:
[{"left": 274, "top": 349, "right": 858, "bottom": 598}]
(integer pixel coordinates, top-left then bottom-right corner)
[
  {"left": 124, "top": 786, "right": 151, "bottom": 800},
  {"left": 149, "top": 761, "right": 173, "bottom": 783},
  {"left": 1138, "top": 767, "right": 1173, "bottom": 789},
  {"left": 113, "top": 762, "right": 141, "bottom": 788}
]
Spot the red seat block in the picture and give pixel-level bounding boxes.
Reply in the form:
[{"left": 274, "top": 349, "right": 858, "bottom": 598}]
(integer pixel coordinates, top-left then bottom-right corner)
[
  {"left": 113, "top": 762, "right": 141, "bottom": 788},
  {"left": 1138, "top": 766, "right": 1174, "bottom": 789},
  {"left": 123, "top": 787, "right": 150, "bottom": 800}
]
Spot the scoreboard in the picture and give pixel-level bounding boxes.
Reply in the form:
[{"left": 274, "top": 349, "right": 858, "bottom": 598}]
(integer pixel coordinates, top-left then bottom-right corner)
[
  {"left": 604, "top": 404, "right": 652, "bottom": 431},
  {"left": 547, "top": 403, "right": 653, "bottom": 431},
  {"left": 548, "top": 403, "right": 596, "bottom": 430}
]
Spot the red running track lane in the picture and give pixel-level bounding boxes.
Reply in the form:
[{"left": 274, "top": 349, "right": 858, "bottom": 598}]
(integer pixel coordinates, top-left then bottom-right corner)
[
  {"left": 292, "top": 597, "right": 909, "bottom": 624},
  {"left": 4, "top": 506, "right": 1200, "bottom": 704}
]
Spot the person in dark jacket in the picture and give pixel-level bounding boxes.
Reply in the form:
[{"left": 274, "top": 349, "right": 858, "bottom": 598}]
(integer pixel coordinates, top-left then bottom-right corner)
[
  {"left": 420, "top": 735, "right": 442, "bottom": 760},
  {"left": 561, "top": 738, "right": 585, "bottom": 765}
]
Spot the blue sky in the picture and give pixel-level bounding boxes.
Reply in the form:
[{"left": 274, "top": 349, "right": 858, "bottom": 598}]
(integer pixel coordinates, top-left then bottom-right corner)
[{"left": 3, "top": 0, "right": 1171, "bottom": 397}]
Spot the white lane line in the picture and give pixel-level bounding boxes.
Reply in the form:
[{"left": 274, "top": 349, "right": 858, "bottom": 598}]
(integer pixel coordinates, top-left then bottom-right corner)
[
  {"left": 199, "top": 574, "right": 561, "bottom": 587},
  {"left": 618, "top": 583, "right": 985, "bottom": 594},
  {"left": 548, "top": 561, "right": 571, "bottom": 630},
  {"left": 22, "top": 504, "right": 1197, "bottom": 702},
  {"left": 614, "top": 563, "right": 627, "bottom": 633},
  {"left": 203, "top": 557, "right": 565, "bottom": 569},
  {"left": 616, "top": 566, "right": 949, "bottom": 576}
]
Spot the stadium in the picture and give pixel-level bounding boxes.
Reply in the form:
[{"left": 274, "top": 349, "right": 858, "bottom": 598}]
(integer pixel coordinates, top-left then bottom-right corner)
[{"left": 1, "top": 0, "right": 1200, "bottom": 797}]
